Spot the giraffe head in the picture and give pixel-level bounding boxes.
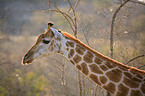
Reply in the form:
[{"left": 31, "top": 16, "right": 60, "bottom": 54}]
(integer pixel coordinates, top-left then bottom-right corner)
[{"left": 22, "top": 28, "right": 63, "bottom": 64}]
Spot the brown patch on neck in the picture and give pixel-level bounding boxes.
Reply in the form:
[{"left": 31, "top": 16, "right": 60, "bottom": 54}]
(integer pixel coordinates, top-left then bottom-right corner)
[
  {"left": 81, "top": 62, "right": 89, "bottom": 75},
  {"left": 62, "top": 32, "right": 145, "bottom": 75},
  {"left": 130, "top": 90, "right": 142, "bottom": 96},
  {"left": 89, "top": 64, "right": 103, "bottom": 74},
  {"left": 123, "top": 77, "right": 139, "bottom": 88},
  {"left": 116, "top": 84, "right": 129, "bottom": 96},
  {"left": 103, "top": 82, "right": 116, "bottom": 94},
  {"left": 89, "top": 74, "right": 101, "bottom": 86},
  {"left": 106, "top": 69, "right": 122, "bottom": 82},
  {"left": 83, "top": 51, "right": 94, "bottom": 63},
  {"left": 99, "top": 76, "right": 107, "bottom": 84},
  {"left": 73, "top": 54, "right": 82, "bottom": 63}
]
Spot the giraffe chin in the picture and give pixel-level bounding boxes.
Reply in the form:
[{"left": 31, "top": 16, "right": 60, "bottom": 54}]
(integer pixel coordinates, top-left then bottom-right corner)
[{"left": 22, "top": 58, "right": 33, "bottom": 65}]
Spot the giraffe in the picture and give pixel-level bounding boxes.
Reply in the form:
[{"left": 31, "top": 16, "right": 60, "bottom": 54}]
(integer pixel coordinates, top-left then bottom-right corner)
[{"left": 22, "top": 27, "right": 145, "bottom": 96}]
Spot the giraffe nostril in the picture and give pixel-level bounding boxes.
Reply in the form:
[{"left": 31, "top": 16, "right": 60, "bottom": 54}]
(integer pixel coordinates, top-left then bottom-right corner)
[{"left": 24, "top": 53, "right": 29, "bottom": 58}]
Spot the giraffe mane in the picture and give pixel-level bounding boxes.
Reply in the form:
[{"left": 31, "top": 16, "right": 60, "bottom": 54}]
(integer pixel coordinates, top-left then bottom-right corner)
[{"left": 61, "top": 31, "right": 145, "bottom": 75}]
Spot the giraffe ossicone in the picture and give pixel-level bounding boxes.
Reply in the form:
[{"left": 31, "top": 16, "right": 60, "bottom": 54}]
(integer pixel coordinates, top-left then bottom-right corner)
[{"left": 22, "top": 27, "right": 145, "bottom": 96}]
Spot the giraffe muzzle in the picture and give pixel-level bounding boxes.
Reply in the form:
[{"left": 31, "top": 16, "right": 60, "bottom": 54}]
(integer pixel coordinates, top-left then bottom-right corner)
[{"left": 22, "top": 53, "right": 33, "bottom": 64}]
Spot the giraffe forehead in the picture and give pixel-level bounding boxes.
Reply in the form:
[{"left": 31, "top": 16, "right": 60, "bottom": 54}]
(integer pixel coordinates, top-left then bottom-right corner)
[
  {"left": 36, "top": 34, "right": 44, "bottom": 44},
  {"left": 36, "top": 33, "right": 53, "bottom": 44}
]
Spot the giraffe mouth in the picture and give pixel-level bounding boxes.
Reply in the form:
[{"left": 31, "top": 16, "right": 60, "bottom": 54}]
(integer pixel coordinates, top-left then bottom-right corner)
[{"left": 22, "top": 58, "right": 33, "bottom": 65}]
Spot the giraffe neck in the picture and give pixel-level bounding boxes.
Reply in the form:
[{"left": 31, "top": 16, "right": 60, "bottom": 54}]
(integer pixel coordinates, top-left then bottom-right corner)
[{"left": 59, "top": 32, "right": 145, "bottom": 95}]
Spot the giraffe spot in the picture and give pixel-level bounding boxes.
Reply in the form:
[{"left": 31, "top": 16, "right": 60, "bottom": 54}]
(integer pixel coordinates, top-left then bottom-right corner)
[
  {"left": 123, "top": 77, "right": 139, "bottom": 88},
  {"left": 124, "top": 72, "right": 132, "bottom": 79},
  {"left": 103, "top": 82, "right": 115, "bottom": 94},
  {"left": 132, "top": 77, "right": 142, "bottom": 83},
  {"left": 73, "top": 54, "right": 82, "bottom": 64},
  {"left": 105, "top": 62, "right": 116, "bottom": 68},
  {"left": 68, "top": 49, "right": 75, "bottom": 58},
  {"left": 83, "top": 51, "right": 94, "bottom": 63},
  {"left": 136, "top": 74, "right": 143, "bottom": 79},
  {"left": 124, "top": 72, "right": 142, "bottom": 83},
  {"left": 94, "top": 57, "right": 102, "bottom": 64},
  {"left": 130, "top": 90, "right": 142, "bottom": 96},
  {"left": 50, "top": 46, "right": 54, "bottom": 51},
  {"left": 100, "top": 65, "right": 108, "bottom": 71},
  {"left": 89, "top": 64, "right": 103, "bottom": 74},
  {"left": 75, "top": 44, "right": 85, "bottom": 55},
  {"left": 50, "top": 30, "right": 54, "bottom": 38},
  {"left": 56, "top": 36, "right": 61, "bottom": 40},
  {"left": 70, "top": 60, "right": 75, "bottom": 65},
  {"left": 89, "top": 74, "right": 101, "bottom": 86},
  {"left": 116, "top": 84, "right": 129, "bottom": 96},
  {"left": 66, "top": 42, "right": 69, "bottom": 47},
  {"left": 76, "top": 65, "right": 81, "bottom": 70},
  {"left": 50, "top": 40, "right": 54, "bottom": 46},
  {"left": 81, "top": 62, "right": 89, "bottom": 75},
  {"left": 66, "top": 48, "right": 69, "bottom": 51},
  {"left": 99, "top": 76, "right": 107, "bottom": 84},
  {"left": 67, "top": 41, "right": 74, "bottom": 47},
  {"left": 141, "top": 84, "right": 145, "bottom": 94},
  {"left": 106, "top": 69, "right": 122, "bottom": 82}
]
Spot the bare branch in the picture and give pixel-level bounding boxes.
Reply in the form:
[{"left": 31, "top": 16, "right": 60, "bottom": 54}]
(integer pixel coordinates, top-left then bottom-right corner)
[
  {"left": 110, "top": 0, "right": 130, "bottom": 59},
  {"left": 126, "top": 54, "right": 145, "bottom": 65},
  {"left": 48, "top": 0, "right": 78, "bottom": 34},
  {"left": 74, "top": 0, "right": 80, "bottom": 10},
  {"left": 77, "top": 70, "right": 82, "bottom": 96},
  {"left": 49, "top": 9, "right": 75, "bottom": 32},
  {"left": 67, "top": 0, "right": 78, "bottom": 38},
  {"left": 52, "top": 3, "right": 75, "bottom": 30},
  {"left": 81, "top": 20, "right": 93, "bottom": 47},
  {"left": 67, "top": 0, "right": 74, "bottom": 12}
]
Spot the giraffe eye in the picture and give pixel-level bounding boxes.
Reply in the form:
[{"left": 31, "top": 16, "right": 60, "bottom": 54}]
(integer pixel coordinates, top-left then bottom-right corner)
[{"left": 42, "top": 39, "right": 50, "bottom": 44}]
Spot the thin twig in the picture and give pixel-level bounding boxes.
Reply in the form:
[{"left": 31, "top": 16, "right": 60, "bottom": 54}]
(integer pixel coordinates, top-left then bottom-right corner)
[
  {"left": 81, "top": 20, "right": 93, "bottom": 47},
  {"left": 49, "top": 9, "right": 75, "bottom": 33},
  {"left": 52, "top": 3, "right": 75, "bottom": 32},
  {"left": 48, "top": 1, "right": 76, "bottom": 33},
  {"left": 53, "top": 3, "right": 75, "bottom": 26},
  {"left": 130, "top": 0, "right": 145, "bottom": 5},
  {"left": 74, "top": 0, "right": 80, "bottom": 10},
  {"left": 126, "top": 54, "right": 145, "bottom": 65},
  {"left": 67, "top": 0, "right": 78, "bottom": 38}
]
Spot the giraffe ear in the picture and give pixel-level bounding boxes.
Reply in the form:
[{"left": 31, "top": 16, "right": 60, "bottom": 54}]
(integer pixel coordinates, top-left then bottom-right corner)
[{"left": 45, "top": 28, "right": 54, "bottom": 37}]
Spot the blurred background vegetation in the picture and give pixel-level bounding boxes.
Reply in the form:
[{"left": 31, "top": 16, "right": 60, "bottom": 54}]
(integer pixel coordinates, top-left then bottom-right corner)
[{"left": 0, "top": 0, "right": 145, "bottom": 96}]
